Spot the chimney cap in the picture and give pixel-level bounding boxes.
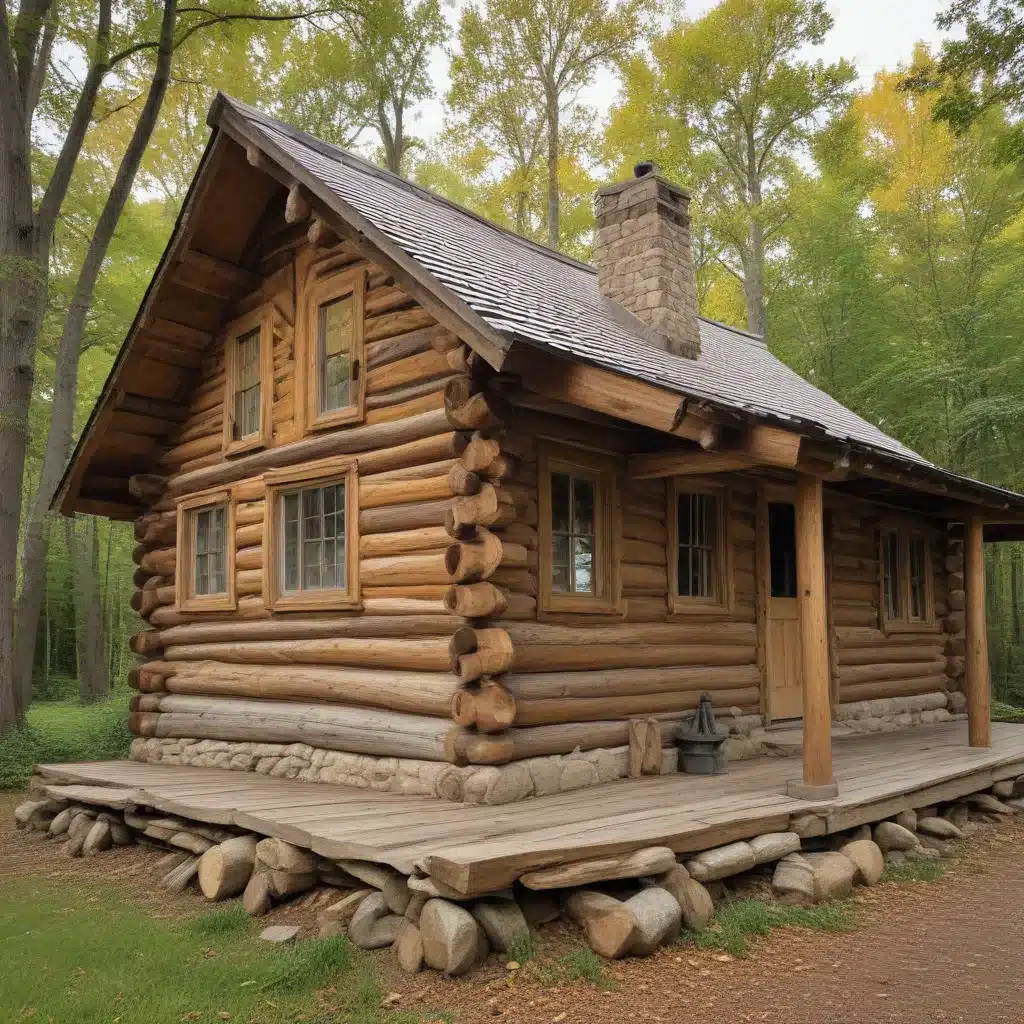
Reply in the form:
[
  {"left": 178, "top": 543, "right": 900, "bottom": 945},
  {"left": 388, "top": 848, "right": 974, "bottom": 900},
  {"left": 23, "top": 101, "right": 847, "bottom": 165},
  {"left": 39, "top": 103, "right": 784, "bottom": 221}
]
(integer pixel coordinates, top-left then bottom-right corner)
[{"left": 634, "top": 160, "right": 660, "bottom": 178}]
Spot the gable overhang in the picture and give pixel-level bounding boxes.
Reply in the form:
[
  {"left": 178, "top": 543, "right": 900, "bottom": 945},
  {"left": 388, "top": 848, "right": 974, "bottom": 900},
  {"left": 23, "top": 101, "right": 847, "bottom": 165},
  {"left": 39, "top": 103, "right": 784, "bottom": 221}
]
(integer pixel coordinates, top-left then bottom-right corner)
[{"left": 209, "top": 94, "right": 511, "bottom": 373}]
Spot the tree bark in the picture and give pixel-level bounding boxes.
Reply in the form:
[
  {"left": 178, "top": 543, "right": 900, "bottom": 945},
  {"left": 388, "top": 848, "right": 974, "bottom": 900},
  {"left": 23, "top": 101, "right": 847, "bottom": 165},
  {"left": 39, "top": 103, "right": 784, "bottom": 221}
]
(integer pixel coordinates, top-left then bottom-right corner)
[
  {"left": 545, "top": 85, "right": 559, "bottom": 249},
  {"left": 13, "top": 0, "right": 179, "bottom": 710},
  {"left": 744, "top": 132, "right": 766, "bottom": 338}
]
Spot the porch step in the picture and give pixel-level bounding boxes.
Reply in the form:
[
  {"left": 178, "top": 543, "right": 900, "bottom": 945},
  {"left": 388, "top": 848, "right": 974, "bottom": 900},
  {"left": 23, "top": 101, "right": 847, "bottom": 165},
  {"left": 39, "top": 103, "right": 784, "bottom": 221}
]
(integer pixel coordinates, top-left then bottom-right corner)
[{"left": 757, "top": 723, "right": 858, "bottom": 756}]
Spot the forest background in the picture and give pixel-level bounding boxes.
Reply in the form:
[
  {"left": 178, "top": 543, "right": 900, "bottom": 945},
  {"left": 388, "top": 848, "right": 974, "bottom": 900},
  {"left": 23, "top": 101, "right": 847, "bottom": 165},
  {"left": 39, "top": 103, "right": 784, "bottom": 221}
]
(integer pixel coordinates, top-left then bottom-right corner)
[{"left": 1, "top": 0, "right": 1023, "bottom": 765}]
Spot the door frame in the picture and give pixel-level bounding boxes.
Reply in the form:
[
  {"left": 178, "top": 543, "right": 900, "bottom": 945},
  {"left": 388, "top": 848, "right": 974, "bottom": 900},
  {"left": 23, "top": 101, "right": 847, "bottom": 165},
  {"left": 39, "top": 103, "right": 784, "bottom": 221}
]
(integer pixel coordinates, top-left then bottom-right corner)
[{"left": 757, "top": 480, "right": 837, "bottom": 725}]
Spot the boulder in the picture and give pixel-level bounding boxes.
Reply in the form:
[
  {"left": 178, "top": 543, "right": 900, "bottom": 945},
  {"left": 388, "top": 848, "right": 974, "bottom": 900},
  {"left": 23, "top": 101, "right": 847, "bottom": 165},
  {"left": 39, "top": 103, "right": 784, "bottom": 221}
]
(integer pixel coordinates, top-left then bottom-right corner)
[
  {"left": 518, "top": 889, "right": 561, "bottom": 928},
  {"left": 14, "top": 799, "right": 54, "bottom": 828},
  {"left": 565, "top": 890, "right": 639, "bottom": 960},
  {"left": 884, "top": 850, "right": 907, "bottom": 867},
  {"left": 911, "top": 846, "right": 941, "bottom": 860},
  {"left": 895, "top": 809, "right": 918, "bottom": 833},
  {"left": 992, "top": 777, "right": 1024, "bottom": 800},
  {"left": 874, "top": 821, "right": 918, "bottom": 853},
  {"left": 82, "top": 820, "right": 113, "bottom": 857},
  {"left": 967, "top": 792, "right": 1013, "bottom": 814},
  {"left": 316, "top": 889, "right": 374, "bottom": 937},
  {"left": 199, "top": 836, "right": 259, "bottom": 901},
  {"left": 943, "top": 803, "right": 970, "bottom": 828},
  {"left": 255, "top": 838, "right": 316, "bottom": 874},
  {"left": 917, "top": 836, "right": 951, "bottom": 855},
  {"left": 109, "top": 822, "right": 134, "bottom": 847},
  {"left": 748, "top": 832, "right": 802, "bottom": 865},
  {"left": 838, "top": 840, "right": 884, "bottom": 886},
  {"left": 394, "top": 921, "right": 424, "bottom": 973},
  {"left": 47, "top": 808, "right": 74, "bottom": 838},
  {"left": 771, "top": 853, "right": 815, "bottom": 904},
  {"left": 802, "top": 852, "right": 856, "bottom": 902},
  {"left": 623, "top": 888, "right": 681, "bottom": 955},
  {"left": 850, "top": 824, "right": 873, "bottom": 842},
  {"left": 348, "top": 892, "right": 405, "bottom": 950},
  {"left": 657, "top": 866, "right": 714, "bottom": 931},
  {"left": 269, "top": 870, "right": 316, "bottom": 899},
  {"left": 404, "top": 892, "right": 428, "bottom": 923},
  {"left": 420, "top": 898, "right": 484, "bottom": 975},
  {"left": 917, "top": 816, "right": 963, "bottom": 840},
  {"left": 242, "top": 873, "right": 273, "bottom": 917},
  {"left": 471, "top": 898, "right": 530, "bottom": 953},
  {"left": 685, "top": 841, "right": 756, "bottom": 882},
  {"left": 1005, "top": 797, "right": 1024, "bottom": 813},
  {"left": 260, "top": 925, "right": 300, "bottom": 944}
]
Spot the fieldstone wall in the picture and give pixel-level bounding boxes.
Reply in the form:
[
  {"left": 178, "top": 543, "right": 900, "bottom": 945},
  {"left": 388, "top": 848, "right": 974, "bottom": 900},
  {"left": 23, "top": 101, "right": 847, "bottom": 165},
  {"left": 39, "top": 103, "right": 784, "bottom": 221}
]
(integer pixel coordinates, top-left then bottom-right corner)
[{"left": 130, "top": 737, "right": 678, "bottom": 806}]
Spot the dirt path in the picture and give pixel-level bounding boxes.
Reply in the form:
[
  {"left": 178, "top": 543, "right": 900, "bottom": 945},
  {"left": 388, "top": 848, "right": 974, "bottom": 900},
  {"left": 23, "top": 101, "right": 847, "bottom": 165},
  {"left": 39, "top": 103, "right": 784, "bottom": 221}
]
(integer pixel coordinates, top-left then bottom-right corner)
[{"left": 4, "top": 791, "right": 1022, "bottom": 1023}]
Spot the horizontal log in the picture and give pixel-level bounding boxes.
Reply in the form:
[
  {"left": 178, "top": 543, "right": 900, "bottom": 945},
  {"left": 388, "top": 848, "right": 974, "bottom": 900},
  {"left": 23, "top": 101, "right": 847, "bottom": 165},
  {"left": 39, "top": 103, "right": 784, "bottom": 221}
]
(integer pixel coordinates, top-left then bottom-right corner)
[
  {"left": 132, "top": 695, "right": 455, "bottom": 761},
  {"left": 839, "top": 676, "right": 949, "bottom": 703},
  {"left": 461, "top": 434, "right": 501, "bottom": 473},
  {"left": 505, "top": 663, "right": 760, "bottom": 700},
  {"left": 165, "top": 662, "right": 460, "bottom": 717},
  {"left": 365, "top": 374, "right": 458, "bottom": 412},
  {"left": 445, "top": 378, "right": 502, "bottom": 430},
  {"left": 164, "top": 636, "right": 451, "bottom": 671},
  {"left": 513, "top": 686, "right": 761, "bottom": 726},
  {"left": 359, "top": 525, "right": 452, "bottom": 559},
  {"left": 360, "top": 498, "right": 451, "bottom": 535},
  {"left": 236, "top": 522, "right": 263, "bottom": 548},
  {"left": 237, "top": 545, "right": 262, "bottom": 571},
  {"left": 138, "top": 547, "right": 175, "bottom": 575},
  {"left": 360, "top": 474, "right": 453, "bottom": 509},
  {"left": 366, "top": 348, "right": 451, "bottom": 394},
  {"left": 620, "top": 562, "right": 667, "bottom": 594},
  {"left": 365, "top": 324, "right": 453, "bottom": 371},
  {"left": 360, "top": 551, "right": 450, "bottom": 587},
  {"left": 838, "top": 660, "right": 947, "bottom": 686},
  {"left": 835, "top": 627, "right": 944, "bottom": 648},
  {"left": 156, "top": 614, "right": 460, "bottom": 647},
  {"left": 505, "top": 621, "right": 757, "bottom": 647}
]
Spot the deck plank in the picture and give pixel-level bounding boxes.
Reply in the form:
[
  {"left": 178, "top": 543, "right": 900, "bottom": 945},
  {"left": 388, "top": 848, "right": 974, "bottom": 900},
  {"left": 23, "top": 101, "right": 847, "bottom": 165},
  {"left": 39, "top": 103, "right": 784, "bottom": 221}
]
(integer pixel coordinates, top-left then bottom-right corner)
[{"left": 35, "top": 721, "right": 1024, "bottom": 894}]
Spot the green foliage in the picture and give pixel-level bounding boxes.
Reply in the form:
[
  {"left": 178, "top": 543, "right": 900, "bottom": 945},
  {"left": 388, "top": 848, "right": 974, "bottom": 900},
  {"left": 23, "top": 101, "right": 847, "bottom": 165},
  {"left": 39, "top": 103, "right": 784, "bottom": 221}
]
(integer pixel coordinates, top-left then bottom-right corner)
[
  {"left": 993, "top": 700, "right": 1024, "bottom": 722},
  {"left": 0, "top": 695, "right": 132, "bottom": 790},
  {"left": 687, "top": 898, "right": 856, "bottom": 957},
  {"left": 0, "top": 877, "right": 409, "bottom": 1024},
  {"left": 505, "top": 929, "right": 538, "bottom": 964},
  {"left": 557, "top": 946, "right": 615, "bottom": 988}
]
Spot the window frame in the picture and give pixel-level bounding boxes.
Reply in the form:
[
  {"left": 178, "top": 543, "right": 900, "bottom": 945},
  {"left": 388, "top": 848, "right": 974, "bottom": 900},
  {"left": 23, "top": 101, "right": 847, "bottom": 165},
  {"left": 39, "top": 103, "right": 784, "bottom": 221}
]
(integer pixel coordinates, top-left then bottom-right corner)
[
  {"left": 175, "top": 489, "right": 237, "bottom": 613},
  {"left": 300, "top": 267, "right": 366, "bottom": 433},
  {"left": 262, "top": 456, "right": 360, "bottom": 612},
  {"left": 666, "top": 478, "right": 733, "bottom": 616},
  {"left": 537, "top": 442, "right": 621, "bottom": 617},
  {"left": 221, "top": 304, "right": 275, "bottom": 456},
  {"left": 879, "top": 520, "right": 936, "bottom": 633}
]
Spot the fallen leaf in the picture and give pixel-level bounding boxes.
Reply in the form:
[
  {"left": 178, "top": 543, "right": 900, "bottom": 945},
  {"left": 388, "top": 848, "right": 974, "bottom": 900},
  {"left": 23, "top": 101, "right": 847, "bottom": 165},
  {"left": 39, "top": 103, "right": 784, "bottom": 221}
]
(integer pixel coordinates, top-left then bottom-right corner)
[
  {"left": 506, "top": 961, "right": 520, "bottom": 971},
  {"left": 553, "top": 1015, "right": 567, "bottom": 1023}
]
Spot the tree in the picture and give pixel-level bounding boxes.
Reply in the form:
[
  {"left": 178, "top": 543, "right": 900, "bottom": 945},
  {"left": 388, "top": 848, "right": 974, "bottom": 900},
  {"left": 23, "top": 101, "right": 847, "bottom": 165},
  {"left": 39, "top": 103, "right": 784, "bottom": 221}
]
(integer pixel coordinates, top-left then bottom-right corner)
[
  {"left": 607, "top": 0, "right": 854, "bottom": 336},
  {"left": 456, "top": 0, "right": 651, "bottom": 250},
  {"left": 0, "top": 0, "right": 365, "bottom": 734}
]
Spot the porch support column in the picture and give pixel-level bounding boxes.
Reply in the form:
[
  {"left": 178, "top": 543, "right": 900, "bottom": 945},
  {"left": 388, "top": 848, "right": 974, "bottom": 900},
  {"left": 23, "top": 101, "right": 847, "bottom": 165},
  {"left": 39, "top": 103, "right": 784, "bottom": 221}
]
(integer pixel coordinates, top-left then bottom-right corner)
[
  {"left": 788, "top": 473, "right": 838, "bottom": 800},
  {"left": 965, "top": 516, "right": 992, "bottom": 748}
]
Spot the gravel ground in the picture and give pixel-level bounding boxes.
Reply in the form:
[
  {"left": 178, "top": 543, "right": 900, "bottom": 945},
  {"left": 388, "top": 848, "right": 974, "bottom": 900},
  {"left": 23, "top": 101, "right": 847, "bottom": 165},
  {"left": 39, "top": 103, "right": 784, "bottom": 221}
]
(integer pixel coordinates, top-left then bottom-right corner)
[{"left": 4, "top": 791, "right": 1023, "bottom": 1023}]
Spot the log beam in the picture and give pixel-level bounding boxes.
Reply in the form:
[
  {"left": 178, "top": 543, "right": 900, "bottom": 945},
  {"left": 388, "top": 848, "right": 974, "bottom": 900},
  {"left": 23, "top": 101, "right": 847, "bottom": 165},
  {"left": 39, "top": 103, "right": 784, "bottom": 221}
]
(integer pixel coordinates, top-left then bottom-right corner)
[
  {"left": 790, "top": 473, "right": 837, "bottom": 799},
  {"left": 965, "top": 517, "right": 992, "bottom": 748}
]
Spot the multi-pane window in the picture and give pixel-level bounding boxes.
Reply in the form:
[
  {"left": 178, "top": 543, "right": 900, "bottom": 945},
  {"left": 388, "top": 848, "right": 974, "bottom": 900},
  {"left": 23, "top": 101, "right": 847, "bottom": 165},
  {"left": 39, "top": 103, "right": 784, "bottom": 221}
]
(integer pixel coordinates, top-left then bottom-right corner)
[
  {"left": 193, "top": 506, "right": 227, "bottom": 595},
  {"left": 318, "top": 295, "right": 353, "bottom": 414},
  {"left": 280, "top": 482, "right": 347, "bottom": 593},
  {"left": 881, "top": 526, "right": 933, "bottom": 629},
  {"left": 676, "top": 492, "right": 719, "bottom": 600},
  {"left": 233, "top": 327, "right": 261, "bottom": 440},
  {"left": 550, "top": 471, "right": 596, "bottom": 594}
]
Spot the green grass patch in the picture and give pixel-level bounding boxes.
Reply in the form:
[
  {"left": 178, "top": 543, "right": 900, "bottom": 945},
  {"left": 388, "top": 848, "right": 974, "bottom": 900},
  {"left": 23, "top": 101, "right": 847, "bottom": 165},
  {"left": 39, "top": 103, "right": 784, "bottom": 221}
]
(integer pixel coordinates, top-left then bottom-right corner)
[
  {"left": 686, "top": 897, "right": 856, "bottom": 957},
  {"left": 557, "top": 946, "right": 615, "bottom": 989},
  {"left": 0, "top": 876, "right": 424, "bottom": 1024},
  {"left": 505, "top": 929, "right": 537, "bottom": 964},
  {"left": 881, "top": 853, "right": 947, "bottom": 883},
  {"left": 992, "top": 700, "right": 1024, "bottom": 724},
  {"left": 0, "top": 694, "right": 133, "bottom": 790}
]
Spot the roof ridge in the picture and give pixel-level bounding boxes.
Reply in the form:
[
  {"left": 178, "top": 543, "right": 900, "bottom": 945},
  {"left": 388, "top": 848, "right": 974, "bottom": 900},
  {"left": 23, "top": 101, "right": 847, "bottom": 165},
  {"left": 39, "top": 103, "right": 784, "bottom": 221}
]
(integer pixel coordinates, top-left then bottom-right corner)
[{"left": 214, "top": 93, "right": 598, "bottom": 276}]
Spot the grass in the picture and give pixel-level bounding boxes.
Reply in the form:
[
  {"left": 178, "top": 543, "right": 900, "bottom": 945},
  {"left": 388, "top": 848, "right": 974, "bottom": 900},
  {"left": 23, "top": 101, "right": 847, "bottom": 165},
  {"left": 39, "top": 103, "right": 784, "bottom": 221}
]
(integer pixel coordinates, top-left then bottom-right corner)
[
  {"left": 0, "top": 693, "right": 133, "bottom": 790},
  {"left": 992, "top": 700, "right": 1024, "bottom": 724},
  {"left": 0, "top": 876, "right": 434, "bottom": 1024},
  {"left": 880, "top": 851, "right": 950, "bottom": 884},
  {"left": 504, "top": 930, "right": 537, "bottom": 964},
  {"left": 685, "top": 897, "right": 856, "bottom": 958}
]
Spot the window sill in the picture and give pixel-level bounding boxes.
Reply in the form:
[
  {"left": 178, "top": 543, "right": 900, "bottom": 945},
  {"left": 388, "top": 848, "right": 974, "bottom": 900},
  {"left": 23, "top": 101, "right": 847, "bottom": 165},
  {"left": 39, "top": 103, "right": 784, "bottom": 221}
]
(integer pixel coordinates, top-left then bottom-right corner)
[
  {"left": 881, "top": 617, "right": 939, "bottom": 634},
  {"left": 307, "top": 405, "right": 364, "bottom": 433},
  {"left": 177, "top": 594, "right": 237, "bottom": 614},
  {"left": 539, "top": 593, "right": 623, "bottom": 617},
  {"left": 267, "top": 591, "right": 361, "bottom": 613},
  {"left": 667, "top": 597, "right": 733, "bottom": 617},
  {"left": 224, "top": 435, "right": 266, "bottom": 458}
]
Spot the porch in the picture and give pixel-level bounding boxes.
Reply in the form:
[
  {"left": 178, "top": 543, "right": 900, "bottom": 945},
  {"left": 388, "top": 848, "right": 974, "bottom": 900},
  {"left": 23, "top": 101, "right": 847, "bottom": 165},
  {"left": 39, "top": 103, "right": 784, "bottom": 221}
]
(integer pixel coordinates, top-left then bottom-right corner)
[{"left": 36, "top": 719, "right": 1024, "bottom": 898}]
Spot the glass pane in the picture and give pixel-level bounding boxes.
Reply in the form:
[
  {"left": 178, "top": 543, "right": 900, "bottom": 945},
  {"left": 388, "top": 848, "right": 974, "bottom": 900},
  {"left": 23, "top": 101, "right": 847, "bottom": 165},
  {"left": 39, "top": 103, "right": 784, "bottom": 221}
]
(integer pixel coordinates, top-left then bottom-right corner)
[
  {"left": 552, "top": 564, "right": 571, "bottom": 593},
  {"left": 283, "top": 492, "right": 299, "bottom": 592},
  {"left": 572, "top": 477, "right": 595, "bottom": 535},
  {"left": 909, "top": 536, "right": 926, "bottom": 619},
  {"left": 319, "top": 296, "right": 353, "bottom": 413},
  {"left": 234, "top": 328, "right": 262, "bottom": 439},
  {"left": 883, "top": 532, "right": 901, "bottom": 619},
  {"left": 552, "top": 533, "right": 570, "bottom": 568},
  {"left": 551, "top": 473, "right": 571, "bottom": 533},
  {"left": 573, "top": 535, "right": 593, "bottom": 594},
  {"left": 769, "top": 503, "right": 797, "bottom": 599}
]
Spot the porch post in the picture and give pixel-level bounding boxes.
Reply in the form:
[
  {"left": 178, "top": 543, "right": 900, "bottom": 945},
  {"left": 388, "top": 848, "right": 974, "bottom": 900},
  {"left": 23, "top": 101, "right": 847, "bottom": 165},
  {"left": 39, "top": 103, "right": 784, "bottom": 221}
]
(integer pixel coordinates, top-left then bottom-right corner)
[
  {"left": 965, "top": 516, "right": 992, "bottom": 748},
  {"left": 788, "top": 473, "right": 838, "bottom": 799}
]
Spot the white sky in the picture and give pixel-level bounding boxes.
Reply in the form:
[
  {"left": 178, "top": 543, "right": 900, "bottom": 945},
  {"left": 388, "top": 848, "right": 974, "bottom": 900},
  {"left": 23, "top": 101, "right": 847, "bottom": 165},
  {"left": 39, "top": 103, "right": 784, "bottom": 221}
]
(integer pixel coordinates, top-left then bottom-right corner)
[{"left": 413, "top": 0, "right": 960, "bottom": 142}]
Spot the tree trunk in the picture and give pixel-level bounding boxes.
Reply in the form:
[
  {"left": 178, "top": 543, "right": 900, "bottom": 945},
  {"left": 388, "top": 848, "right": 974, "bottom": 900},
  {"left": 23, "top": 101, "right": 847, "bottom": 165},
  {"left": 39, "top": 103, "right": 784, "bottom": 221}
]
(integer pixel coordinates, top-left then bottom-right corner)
[
  {"left": 64, "top": 516, "right": 107, "bottom": 702},
  {"left": 545, "top": 88, "right": 559, "bottom": 250},
  {"left": 13, "top": 0, "right": 179, "bottom": 710},
  {"left": 1011, "top": 546, "right": 1021, "bottom": 644},
  {"left": 744, "top": 136, "right": 766, "bottom": 338}
]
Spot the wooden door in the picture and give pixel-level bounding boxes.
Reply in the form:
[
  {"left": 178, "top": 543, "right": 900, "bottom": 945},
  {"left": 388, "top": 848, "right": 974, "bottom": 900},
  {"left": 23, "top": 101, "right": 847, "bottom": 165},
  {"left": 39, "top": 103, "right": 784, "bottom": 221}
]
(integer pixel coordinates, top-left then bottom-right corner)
[{"left": 766, "top": 500, "right": 804, "bottom": 721}]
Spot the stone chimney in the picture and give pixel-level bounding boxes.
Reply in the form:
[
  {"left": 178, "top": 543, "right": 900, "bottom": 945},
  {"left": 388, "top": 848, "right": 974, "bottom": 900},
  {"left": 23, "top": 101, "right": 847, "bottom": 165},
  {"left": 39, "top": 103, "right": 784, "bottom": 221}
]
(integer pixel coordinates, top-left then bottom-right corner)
[{"left": 593, "top": 161, "right": 701, "bottom": 359}]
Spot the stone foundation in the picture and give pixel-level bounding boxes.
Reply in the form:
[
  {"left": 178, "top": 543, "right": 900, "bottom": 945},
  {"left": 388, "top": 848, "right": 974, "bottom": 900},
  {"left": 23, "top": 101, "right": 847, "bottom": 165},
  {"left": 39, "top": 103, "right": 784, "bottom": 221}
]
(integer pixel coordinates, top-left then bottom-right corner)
[{"left": 129, "top": 737, "right": 678, "bottom": 806}]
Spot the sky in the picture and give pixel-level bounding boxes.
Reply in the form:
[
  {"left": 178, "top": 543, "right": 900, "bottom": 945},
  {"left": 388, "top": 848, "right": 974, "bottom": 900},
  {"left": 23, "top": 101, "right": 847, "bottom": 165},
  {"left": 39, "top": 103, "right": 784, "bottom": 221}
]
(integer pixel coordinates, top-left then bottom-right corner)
[{"left": 414, "top": 0, "right": 961, "bottom": 142}]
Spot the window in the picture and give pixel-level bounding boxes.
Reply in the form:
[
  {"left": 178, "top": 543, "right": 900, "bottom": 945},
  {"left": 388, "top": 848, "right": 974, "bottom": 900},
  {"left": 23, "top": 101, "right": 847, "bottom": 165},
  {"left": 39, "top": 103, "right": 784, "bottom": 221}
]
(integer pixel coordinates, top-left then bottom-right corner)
[
  {"left": 222, "top": 306, "right": 274, "bottom": 455},
  {"left": 264, "top": 457, "right": 359, "bottom": 611},
  {"left": 668, "top": 481, "right": 732, "bottom": 613},
  {"left": 880, "top": 524, "right": 934, "bottom": 631},
  {"left": 175, "top": 491, "right": 236, "bottom": 612},
  {"left": 302, "top": 268, "right": 365, "bottom": 431},
  {"left": 538, "top": 443, "right": 621, "bottom": 615}
]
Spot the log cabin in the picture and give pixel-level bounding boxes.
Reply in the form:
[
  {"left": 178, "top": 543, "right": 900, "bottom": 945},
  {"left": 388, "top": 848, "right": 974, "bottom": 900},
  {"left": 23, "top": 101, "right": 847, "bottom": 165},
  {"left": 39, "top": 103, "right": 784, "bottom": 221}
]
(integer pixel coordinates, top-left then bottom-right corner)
[{"left": 54, "top": 94, "right": 1024, "bottom": 806}]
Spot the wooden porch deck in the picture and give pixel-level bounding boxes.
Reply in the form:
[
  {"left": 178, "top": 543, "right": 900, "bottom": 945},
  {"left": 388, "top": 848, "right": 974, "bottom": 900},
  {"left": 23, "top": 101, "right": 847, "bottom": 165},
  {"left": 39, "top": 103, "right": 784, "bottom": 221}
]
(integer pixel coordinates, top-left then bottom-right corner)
[{"left": 37, "top": 722, "right": 1024, "bottom": 897}]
